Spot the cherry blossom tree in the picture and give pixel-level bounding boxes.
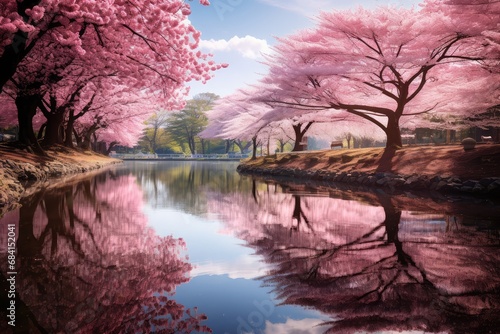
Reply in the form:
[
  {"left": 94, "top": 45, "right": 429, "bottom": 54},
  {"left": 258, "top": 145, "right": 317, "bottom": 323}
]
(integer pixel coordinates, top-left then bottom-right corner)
[
  {"left": 257, "top": 5, "right": 499, "bottom": 148},
  {"left": 73, "top": 85, "right": 155, "bottom": 150},
  {"left": 203, "top": 88, "right": 384, "bottom": 156},
  {"left": 202, "top": 91, "right": 303, "bottom": 155},
  {"left": 422, "top": 0, "right": 500, "bottom": 72},
  {"left": 0, "top": 0, "right": 218, "bottom": 92},
  {"left": 1, "top": 0, "right": 226, "bottom": 153},
  {"left": 200, "top": 90, "right": 272, "bottom": 158},
  {"left": 0, "top": 34, "right": 80, "bottom": 151}
]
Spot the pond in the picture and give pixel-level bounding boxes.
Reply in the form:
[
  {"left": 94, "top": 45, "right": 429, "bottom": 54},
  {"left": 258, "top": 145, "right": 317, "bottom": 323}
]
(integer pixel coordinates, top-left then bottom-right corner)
[{"left": 0, "top": 161, "right": 499, "bottom": 334}]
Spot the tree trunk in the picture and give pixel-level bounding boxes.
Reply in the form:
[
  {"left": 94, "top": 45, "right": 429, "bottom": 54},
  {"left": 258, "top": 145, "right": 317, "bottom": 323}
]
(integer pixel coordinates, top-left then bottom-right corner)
[
  {"left": 291, "top": 122, "right": 313, "bottom": 152},
  {"left": 81, "top": 135, "right": 91, "bottom": 150},
  {"left": 234, "top": 140, "right": 251, "bottom": 154},
  {"left": 225, "top": 139, "right": 232, "bottom": 153},
  {"left": 81, "top": 127, "right": 97, "bottom": 150},
  {"left": 42, "top": 112, "right": 65, "bottom": 146},
  {"left": 64, "top": 111, "right": 76, "bottom": 148},
  {"left": 251, "top": 136, "right": 257, "bottom": 160},
  {"left": 151, "top": 127, "right": 158, "bottom": 153},
  {"left": 105, "top": 141, "right": 118, "bottom": 156},
  {"left": 37, "top": 123, "right": 46, "bottom": 140},
  {"left": 279, "top": 140, "right": 286, "bottom": 152},
  {"left": 15, "top": 93, "right": 45, "bottom": 154},
  {"left": 91, "top": 132, "right": 98, "bottom": 151},
  {"left": 73, "top": 129, "right": 82, "bottom": 147},
  {"left": 346, "top": 133, "right": 353, "bottom": 149},
  {"left": 0, "top": 32, "right": 28, "bottom": 93},
  {"left": 188, "top": 136, "right": 196, "bottom": 154},
  {"left": 292, "top": 125, "right": 305, "bottom": 151},
  {"left": 200, "top": 138, "right": 206, "bottom": 154},
  {"left": 385, "top": 116, "right": 402, "bottom": 149},
  {"left": 234, "top": 139, "right": 241, "bottom": 153}
]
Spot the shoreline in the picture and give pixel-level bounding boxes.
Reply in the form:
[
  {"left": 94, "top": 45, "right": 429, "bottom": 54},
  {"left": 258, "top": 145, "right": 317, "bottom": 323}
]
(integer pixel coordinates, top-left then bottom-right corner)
[
  {"left": 237, "top": 145, "right": 500, "bottom": 196},
  {"left": 0, "top": 144, "right": 121, "bottom": 216},
  {"left": 237, "top": 164, "right": 500, "bottom": 196}
]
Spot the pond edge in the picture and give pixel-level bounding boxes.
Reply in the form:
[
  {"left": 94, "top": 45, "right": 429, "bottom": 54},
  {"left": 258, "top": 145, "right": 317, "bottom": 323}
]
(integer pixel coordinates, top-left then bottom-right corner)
[{"left": 237, "top": 164, "right": 500, "bottom": 196}]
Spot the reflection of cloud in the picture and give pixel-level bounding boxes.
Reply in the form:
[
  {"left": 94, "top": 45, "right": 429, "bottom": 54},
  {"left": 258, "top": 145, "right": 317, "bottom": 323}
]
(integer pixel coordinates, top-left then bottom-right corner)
[
  {"left": 191, "top": 254, "right": 270, "bottom": 279},
  {"left": 263, "top": 318, "right": 435, "bottom": 334},
  {"left": 263, "top": 318, "right": 329, "bottom": 334},
  {"left": 199, "top": 35, "right": 272, "bottom": 59}
]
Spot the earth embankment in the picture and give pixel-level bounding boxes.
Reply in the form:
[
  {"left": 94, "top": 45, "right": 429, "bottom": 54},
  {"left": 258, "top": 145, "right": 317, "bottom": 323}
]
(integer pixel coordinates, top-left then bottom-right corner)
[
  {"left": 238, "top": 144, "right": 500, "bottom": 195},
  {"left": 0, "top": 144, "right": 121, "bottom": 215}
]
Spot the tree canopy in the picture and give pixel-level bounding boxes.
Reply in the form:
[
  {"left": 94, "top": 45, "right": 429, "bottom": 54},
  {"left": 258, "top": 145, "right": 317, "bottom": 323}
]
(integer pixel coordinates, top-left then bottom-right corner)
[
  {"left": 0, "top": 0, "right": 226, "bottom": 153},
  {"left": 202, "top": 1, "right": 499, "bottom": 150},
  {"left": 167, "top": 93, "right": 219, "bottom": 154}
]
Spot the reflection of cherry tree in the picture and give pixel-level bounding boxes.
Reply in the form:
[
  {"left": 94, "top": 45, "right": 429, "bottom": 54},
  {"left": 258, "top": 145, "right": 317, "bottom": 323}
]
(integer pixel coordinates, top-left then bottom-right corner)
[
  {"left": 207, "top": 180, "right": 500, "bottom": 334},
  {"left": 0, "top": 170, "right": 211, "bottom": 333}
]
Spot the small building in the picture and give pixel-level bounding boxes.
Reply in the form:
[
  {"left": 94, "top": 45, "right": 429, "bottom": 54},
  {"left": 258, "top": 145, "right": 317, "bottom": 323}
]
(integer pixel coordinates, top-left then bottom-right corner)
[{"left": 464, "top": 105, "right": 500, "bottom": 142}]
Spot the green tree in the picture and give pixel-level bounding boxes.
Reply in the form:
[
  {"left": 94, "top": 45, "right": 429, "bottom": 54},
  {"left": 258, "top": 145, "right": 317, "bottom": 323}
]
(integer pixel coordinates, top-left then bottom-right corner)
[
  {"left": 141, "top": 110, "right": 170, "bottom": 153},
  {"left": 167, "top": 93, "right": 218, "bottom": 154}
]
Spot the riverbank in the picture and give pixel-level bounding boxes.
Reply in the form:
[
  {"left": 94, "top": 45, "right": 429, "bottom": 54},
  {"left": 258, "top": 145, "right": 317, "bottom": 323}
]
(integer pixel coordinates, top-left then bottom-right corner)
[
  {"left": 0, "top": 144, "right": 121, "bottom": 215},
  {"left": 238, "top": 144, "right": 500, "bottom": 195}
]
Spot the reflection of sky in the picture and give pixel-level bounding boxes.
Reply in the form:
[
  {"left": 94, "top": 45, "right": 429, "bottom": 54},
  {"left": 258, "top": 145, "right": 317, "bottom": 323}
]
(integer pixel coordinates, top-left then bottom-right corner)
[
  {"left": 144, "top": 205, "right": 330, "bottom": 333},
  {"left": 145, "top": 205, "right": 269, "bottom": 279},
  {"left": 174, "top": 274, "right": 330, "bottom": 334}
]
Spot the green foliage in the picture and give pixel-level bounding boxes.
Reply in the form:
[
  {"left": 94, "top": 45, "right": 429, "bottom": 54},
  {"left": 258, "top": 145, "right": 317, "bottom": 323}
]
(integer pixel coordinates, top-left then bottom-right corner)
[
  {"left": 166, "top": 93, "right": 219, "bottom": 154},
  {"left": 136, "top": 93, "right": 224, "bottom": 154},
  {"left": 140, "top": 111, "right": 171, "bottom": 153}
]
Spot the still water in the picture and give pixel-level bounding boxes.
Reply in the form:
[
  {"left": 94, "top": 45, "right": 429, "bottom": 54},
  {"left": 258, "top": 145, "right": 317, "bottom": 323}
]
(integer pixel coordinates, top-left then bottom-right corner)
[{"left": 0, "top": 161, "right": 499, "bottom": 334}]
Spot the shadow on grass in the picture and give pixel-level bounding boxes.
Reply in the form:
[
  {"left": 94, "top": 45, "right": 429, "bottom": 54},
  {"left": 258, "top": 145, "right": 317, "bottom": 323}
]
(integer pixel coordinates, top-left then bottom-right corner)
[{"left": 375, "top": 147, "right": 397, "bottom": 173}]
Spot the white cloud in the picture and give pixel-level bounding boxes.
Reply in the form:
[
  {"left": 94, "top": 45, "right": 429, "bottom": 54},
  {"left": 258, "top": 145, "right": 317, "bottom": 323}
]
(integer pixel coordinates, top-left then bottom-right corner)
[{"left": 199, "top": 35, "right": 272, "bottom": 59}]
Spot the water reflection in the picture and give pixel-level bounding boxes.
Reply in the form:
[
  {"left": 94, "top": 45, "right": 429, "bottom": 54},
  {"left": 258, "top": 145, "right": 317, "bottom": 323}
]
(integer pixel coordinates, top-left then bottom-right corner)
[
  {"left": 1, "top": 161, "right": 499, "bottom": 334},
  {"left": 0, "top": 169, "right": 210, "bottom": 333},
  {"left": 208, "top": 178, "right": 500, "bottom": 334},
  {"left": 128, "top": 161, "right": 251, "bottom": 215}
]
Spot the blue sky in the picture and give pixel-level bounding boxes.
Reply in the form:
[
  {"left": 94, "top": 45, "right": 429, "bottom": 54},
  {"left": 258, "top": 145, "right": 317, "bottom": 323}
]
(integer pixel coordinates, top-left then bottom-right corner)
[{"left": 187, "top": 0, "right": 423, "bottom": 98}]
